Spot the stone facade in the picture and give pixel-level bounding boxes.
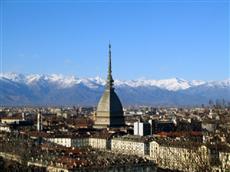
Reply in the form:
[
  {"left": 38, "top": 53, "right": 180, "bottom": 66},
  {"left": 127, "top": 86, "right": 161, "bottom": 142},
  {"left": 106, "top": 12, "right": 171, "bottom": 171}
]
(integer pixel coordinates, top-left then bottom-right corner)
[
  {"left": 149, "top": 141, "right": 210, "bottom": 172},
  {"left": 111, "top": 137, "right": 148, "bottom": 156},
  {"left": 219, "top": 151, "right": 230, "bottom": 171},
  {"left": 47, "top": 137, "right": 89, "bottom": 148},
  {"left": 89, "top": 137, "right": 108, "bottom": 149},
  {"left": 47, "top": 137, "right": 108, "bottom": 149}
]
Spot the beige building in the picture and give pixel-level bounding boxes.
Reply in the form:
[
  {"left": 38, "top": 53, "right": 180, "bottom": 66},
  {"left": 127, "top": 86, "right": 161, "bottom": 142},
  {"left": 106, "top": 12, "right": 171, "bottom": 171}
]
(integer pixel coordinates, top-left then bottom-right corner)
[
  {"left": 46, "top": 135, "right": 109, "bottom": 150},
  {"left": 46, "top": 137, "right": 89, "bottom": 148},
  {"left": 149, "top": 140, "right": 210, "bottom": 172},
  {"left": 0, "top": 124, "right": 11, "bottom": 132},
  {"left": 89, "top": 137, "right": 108, "bottom": 149},
  {"left": 111, "top": 135, "right": 149, "bottom": 156},
  {"left": 0, "top": 117, "right": 22, "bottom": 124},
  {"left": 218, "top": 151, "right": 230, "bottom": 171}
]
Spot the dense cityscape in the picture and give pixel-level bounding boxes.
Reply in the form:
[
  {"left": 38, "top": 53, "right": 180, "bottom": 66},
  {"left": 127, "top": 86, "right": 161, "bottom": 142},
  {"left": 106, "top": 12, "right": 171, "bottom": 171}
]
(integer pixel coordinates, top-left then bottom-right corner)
[
  {"left": 0, "top": 104, "right": 230, "bottom": 171},
  {"left": 0, "top": 45, "right": 230, "bottom": 172},
  {"left": 1, "top": 0, "right": 229, "bottom": 171}
]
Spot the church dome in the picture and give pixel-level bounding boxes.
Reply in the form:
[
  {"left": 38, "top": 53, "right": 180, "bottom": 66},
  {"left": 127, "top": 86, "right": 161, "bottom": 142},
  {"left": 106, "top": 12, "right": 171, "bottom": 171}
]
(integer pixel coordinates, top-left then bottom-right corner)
[{"left": 97, "top": 88, "right": 123, "bottom": 116}]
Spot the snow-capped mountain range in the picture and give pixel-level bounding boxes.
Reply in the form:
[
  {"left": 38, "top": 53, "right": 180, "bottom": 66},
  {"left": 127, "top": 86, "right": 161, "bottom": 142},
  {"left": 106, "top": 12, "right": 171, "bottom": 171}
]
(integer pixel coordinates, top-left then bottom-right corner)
[{"left": 0, "top": 73, "right": 230, "bottom": 106}]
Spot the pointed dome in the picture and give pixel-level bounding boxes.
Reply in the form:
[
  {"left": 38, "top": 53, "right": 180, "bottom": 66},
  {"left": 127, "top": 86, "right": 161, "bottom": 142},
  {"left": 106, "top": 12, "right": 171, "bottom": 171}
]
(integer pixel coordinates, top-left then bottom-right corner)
[
  {"left": 94, "top": 44, "right": 125, "bottom": 128},
  {"left": 97, "top": 90, "right": 123, "bottom": 113}
]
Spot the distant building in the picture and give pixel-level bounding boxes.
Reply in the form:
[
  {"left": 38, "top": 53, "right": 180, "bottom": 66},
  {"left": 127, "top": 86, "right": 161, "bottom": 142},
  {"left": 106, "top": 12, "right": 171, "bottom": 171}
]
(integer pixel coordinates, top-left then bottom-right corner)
[
  {"left": 176, "top": 119, "right": 202, "bottom": 132},
  {"left": 94, "top": 44, "right": 125, "bottom": 129},
  {"left": 202, "top": 122, "right": 216, "bottom": 132},
  {"left": 37, "top": 113, "right": 43, "bottom": 131},
  {"left": 47, "top": 137, "right": 89, "bottom": 148},
  {"left": 45, "top": 132, "right": 112, "bottom": 149},
  {"left": 1, "top": 117, "right": 22, "bottom": 124},
  {"left": 154, "top": 120, "right": 176, "bottom": 133},
  {"left": 89, "top": 137, "right": 108, "bottom": 149},
  {"left": 0, "top": 124, "right": 11, "bottom": 132},
  {"left": 149, "top": 140, "right": 209, "bottom": 171},
  {"left": 111, "top": 135, "right": 149, "bottom": 156},
  {"left": 219, "top": 151, "right": 230, "bottom": 171},
  {"left": 134, "top": 121, "right": 151, "bottom": 136},
  {"left": 0, "top": 115, "right": 33, "bottom": 127}
]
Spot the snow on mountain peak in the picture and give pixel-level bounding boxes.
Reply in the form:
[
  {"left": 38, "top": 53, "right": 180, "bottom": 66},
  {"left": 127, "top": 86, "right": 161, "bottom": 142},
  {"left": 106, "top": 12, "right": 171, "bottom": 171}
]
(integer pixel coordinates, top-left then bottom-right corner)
[
  {"left": 26, "top": 74, "right": 43, "bottom": 83},
  {"left": 205, "top": 79, "right": 230, "bottom": 88},
  {"left": 151, "top": 78, "right": 190, "bottom": 91},
  {"left": 0, "top": 72, "right": 26, "bottom": 82},
  {"left": 0, "top": 73, "right": 229, "bottom": 91},
  {"left": 114, "top": 77, "right": 202, "bottom": 91}
]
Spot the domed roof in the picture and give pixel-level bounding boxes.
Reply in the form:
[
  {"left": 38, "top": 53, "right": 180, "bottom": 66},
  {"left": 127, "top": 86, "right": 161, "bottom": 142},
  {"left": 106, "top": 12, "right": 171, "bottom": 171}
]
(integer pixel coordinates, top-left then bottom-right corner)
[{"left": 97, "top": 88, "right": 123, "bottom": 116}]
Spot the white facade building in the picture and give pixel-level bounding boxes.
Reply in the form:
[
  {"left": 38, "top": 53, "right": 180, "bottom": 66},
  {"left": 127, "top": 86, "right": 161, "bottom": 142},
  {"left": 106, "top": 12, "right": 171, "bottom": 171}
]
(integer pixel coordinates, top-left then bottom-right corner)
[
  {"left": 149, "top": 140, "right": 209, "bottom": 172},
  {"left": 111, "top": 136, "right": 148, "bottom": 156},
  {"left": 47, "top": 136, "right": 108, "bottom": 149},
  {"left": 37, "top": 113, "right": 43, "bottom": 131},
  {"left": 47, "top": 137, "right": 89, "bottom": 148},
  {"left": 0, "top": 124, "right": 11, "bottom": 132},
  {"left": 89, "top": 137, "right": 108, "bottom": 149},
  {"left": 134, "top": 121, "right": 151, "bottom": 136},
  {"left": 219, "top": 151, "right": 230, "bottom": 171},
  {"left": 1, "top": 118, "right": 21, "bottom": 124}
]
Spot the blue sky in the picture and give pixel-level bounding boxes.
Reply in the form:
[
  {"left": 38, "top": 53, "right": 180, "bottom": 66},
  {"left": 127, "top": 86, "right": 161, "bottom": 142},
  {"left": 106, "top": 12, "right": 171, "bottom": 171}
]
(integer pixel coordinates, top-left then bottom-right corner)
[{"left": 1, "top": 0, "right": 229, "bottom": 80}]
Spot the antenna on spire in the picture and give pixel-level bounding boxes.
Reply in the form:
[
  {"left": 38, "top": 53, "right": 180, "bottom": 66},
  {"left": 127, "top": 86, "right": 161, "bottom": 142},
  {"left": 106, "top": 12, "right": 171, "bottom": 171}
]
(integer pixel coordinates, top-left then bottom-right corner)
[
  {"left": 107, "top": 42, "right": 114, "bottom": 89},
  {"left": 109, "top": 40, "right": 111, "bottom": 49}
]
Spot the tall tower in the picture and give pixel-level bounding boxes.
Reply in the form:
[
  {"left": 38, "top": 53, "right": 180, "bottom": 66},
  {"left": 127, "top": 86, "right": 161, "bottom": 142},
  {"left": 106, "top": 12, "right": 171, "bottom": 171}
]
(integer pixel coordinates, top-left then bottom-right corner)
[
  {"left": 37, "top": 112, "right": 43, "bottom": 131},
  {"left": 94, "top": 44, "right": 125, "bottom": 128}
]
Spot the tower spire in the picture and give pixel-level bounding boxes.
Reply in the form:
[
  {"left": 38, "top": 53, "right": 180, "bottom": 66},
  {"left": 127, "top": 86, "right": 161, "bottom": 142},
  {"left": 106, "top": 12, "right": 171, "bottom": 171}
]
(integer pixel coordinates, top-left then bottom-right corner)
[{"left": 107, "top": 43, "right": 114, "bottom": 89}]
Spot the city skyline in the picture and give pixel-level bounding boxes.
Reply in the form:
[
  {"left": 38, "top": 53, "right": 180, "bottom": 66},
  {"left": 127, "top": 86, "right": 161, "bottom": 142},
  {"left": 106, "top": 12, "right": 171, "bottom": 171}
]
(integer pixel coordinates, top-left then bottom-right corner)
[
  {"left": 1, "top": 0, "right": 229, "bottom": 81},
  {"left": 0, "top": 1, "right": 230, "bottom": 172}
]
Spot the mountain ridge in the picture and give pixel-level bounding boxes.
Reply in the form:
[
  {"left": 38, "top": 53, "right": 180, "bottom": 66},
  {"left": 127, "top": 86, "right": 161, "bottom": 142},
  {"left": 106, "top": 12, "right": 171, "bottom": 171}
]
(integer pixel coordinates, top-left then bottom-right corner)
[{"left": 0, "top": 73, "right": 229, "bottom": 106}]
